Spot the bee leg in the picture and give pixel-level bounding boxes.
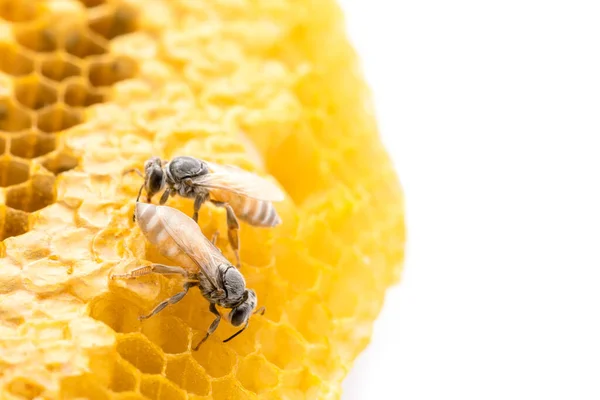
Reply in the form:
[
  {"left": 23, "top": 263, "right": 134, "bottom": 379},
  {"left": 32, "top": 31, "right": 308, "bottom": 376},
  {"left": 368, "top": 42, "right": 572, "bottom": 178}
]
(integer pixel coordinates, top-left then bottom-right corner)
[
  {"left": 192, "top": 193, "right": 209, "bottom": 223},
  {"left": 111, "top": 263, "right": 189, "bottom": 280},
  {"left": 139, "top": 283, "right": 192, "bottom": 321},
  {"left": 193, "top": 303, "right": 221, "bottom": 350},
  {"left": 211, "top": 201, "right": 241, "bottom": 268},
  {"left": 132, "top": 183, "right": 145, "bottom": 222},
  {"left": 158, "top": 188, "right": 172, "bottom": 205}
]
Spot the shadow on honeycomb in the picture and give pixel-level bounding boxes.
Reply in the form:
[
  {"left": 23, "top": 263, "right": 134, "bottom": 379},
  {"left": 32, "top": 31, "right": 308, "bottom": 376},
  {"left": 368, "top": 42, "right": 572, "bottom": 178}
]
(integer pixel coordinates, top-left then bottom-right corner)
[{"left": 0, "top": 0, "right": 138, "bottom": 240}]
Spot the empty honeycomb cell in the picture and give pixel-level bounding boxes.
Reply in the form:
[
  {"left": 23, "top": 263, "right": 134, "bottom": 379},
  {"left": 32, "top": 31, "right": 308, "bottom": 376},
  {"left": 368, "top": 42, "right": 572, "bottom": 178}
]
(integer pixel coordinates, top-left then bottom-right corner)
[
  {"left": 0, "top": 135, "right": 5, "bottom": 154},
  {"left": 88, "top": 56, "right": 137, "bottom": 87},
  {"left": 88, "top": 293, "right": 143, "bottom": 334},
  {"left": 284, "top": 295, "right": 333, "bottom": 344},
  {"left": 14, "top": 76, "right": 58, "bottom": 110},
  {"left": 280, "top": 368, "right": 322, "bottom": 398},
  {"left": 222, "top": 318, "right": 260, "bottom": 358},
  {"left": 0, "top": 205, "right": 29, "bottom": 240},
  {"left": 10, "top": 131, "right": 55, "bottom": 158},
  {"left": 141, "top": 315, "right": 190, "bottom": 354},
  {"left": 5, "top": 376, "right": 45, "bottom": 399},
  {"left": 0, "top": 99, "right": 32, "bottom": 132},
  {"left": 275, "top": 251, "right": 322, "bottom": 292},
  {"left": 306, "top": 344, "right": 344, "bottom": 383},
  {"left": 0, "top": 0, "right": 39, "bottom": 22},
  {"left": 88, "top": 5, "right": 138, "bottom": 40},
  {"left": 110, "top": 356, "right": 139, "bottom": 393},
  {"left": 40, "top": 151, "right": 78, "bottom": 175},
  {"left": 39, "top": 55, "right": 82, "bottom": 82},
  {"left": 0, "top": 157, "right": 29, "bottom": 187},
  {"left": 36, "top": 104, "right": 82, "bottom": 133},
  {"left": 237, "top": 226, "right": 276, "bottom": 268},
  {"left": 299, "top": 216, "right": 344, "bottom": 266},
  {"left": 28, "top": 173, "right": 56, "bottom": 212},
  {"left": 5, "top": 174, "right": 54, "bottom": 213},
  {"left": 14, "top": 24, "right": 60, "bottom": 53},
  {"left": 116, "top": 334, "right": 165, "bottom": 375},
  {"left": 165, "top": 288, "right": 213, "bottom": 332},
  {"left": 192, "top": 342, "right": 236, "bottom": 378},
  {"left": 325, "top": 272, "right": 363, "bottom": 319},
  {"left": 236, "top": 354, "right": 280, "bottom": 394},
  {"left": 211, "top": 377, "right": 257, "bottom": 400},
  {"left": 77, "top": 0, "right": 106, "bottom": 9},
  {"left": 258, "top": 324, "right": 306, "bottom": 370},
  {"left": 64, "top": 30, "right": 106, "bottom": 59},
  {"left": 245, "top": 273, "right": 287, "bottom": 324},
  {"left": 0, "top": 72, "right": 13, "bottom": 99},
  {"left": 0, "top": 44, "right": 34, "bottom": 76},
  {"left": 164, "top": 355, "right": 210, "bottom": 396},
  {"left": 140, "top": 374, "right": 186, "bottom": 400},
  {"left": 63, "top": 78, "right": 105, "bottom": 107},
  {"left": 60, "top": 374, "right": 111, "bottom": 400}
]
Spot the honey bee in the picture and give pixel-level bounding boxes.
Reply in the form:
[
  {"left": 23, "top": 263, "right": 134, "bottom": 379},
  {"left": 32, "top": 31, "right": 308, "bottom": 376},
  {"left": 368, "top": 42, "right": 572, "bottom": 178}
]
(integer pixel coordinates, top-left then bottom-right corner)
[
  {"left": 124, "top": 156, "right": 284, "bottom": 267},
  {"left": 111, "top": 202, "right": 264, "bottom": 349}
]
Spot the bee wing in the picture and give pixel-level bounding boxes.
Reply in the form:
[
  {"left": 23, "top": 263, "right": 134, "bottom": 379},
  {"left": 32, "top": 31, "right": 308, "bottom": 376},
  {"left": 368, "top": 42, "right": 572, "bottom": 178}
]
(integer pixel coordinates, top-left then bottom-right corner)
[
  {"left": 194, "top": 162, "right": 285, "bottom": 202},
  {"left": 156, "top": 205, "right": 228, "bottom": 290}
]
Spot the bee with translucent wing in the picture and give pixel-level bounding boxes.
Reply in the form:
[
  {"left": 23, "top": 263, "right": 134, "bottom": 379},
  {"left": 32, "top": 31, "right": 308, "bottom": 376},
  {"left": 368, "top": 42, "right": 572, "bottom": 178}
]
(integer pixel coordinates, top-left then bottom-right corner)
[
  {"left": 123, "top": 156, "right": 285, "bottom": 268},
  {"left": 111, "top": 202, "right": 264, "bottom": 349}
]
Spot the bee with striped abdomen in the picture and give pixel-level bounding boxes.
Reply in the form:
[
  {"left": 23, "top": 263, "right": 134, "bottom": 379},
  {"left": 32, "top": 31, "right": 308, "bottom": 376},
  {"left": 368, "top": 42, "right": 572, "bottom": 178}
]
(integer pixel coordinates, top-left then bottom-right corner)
[
  {"left": 111, "top": 202, "right": 264, "bottom": 349},
  {"left": 123, "top": 156, "right": 284, "bottom": 268}
]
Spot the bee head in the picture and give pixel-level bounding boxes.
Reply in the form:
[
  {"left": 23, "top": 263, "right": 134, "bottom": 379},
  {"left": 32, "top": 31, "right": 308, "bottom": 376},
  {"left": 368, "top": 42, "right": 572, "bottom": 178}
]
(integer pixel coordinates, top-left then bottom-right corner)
[
  {"left": 144, "top": 157, "right": 166, "bottom": 196},
  {"left": 227, "top": 289, "right": 257, "bottom": 327},
  {"left": 144, "top": 156, "right": 164, "bottom": 173}
]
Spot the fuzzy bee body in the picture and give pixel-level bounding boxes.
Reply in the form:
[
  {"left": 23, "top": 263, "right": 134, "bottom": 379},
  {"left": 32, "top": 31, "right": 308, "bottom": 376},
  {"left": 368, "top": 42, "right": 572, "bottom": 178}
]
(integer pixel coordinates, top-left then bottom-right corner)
[
  {"left": 126, "top": 155, "right": 285, "bottom": 267},
  {"left": 112, "top": 202, "right": 264, "bottom": 348},
  {"left": 209, "top": 188, "right": 281, "bottom": 228},
  {"left": 134, "top": 201, "right": 222, "bottom": 301}
]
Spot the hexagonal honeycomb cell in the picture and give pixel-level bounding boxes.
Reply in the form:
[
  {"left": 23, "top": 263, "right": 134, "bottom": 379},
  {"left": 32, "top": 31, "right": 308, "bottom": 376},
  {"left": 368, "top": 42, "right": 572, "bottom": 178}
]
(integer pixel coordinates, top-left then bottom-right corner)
[
  {"left": 10, "top": 131, "right": 56, "bottom": 159},
  {"left": 0, "top": 1, "right": 139, "bottom": 242},
  {"left": 164, "top": 354, "right": 210, "bottom": 396},
  {"left": 0, "top": 44, "right": 34, "bottom": 76},
  {"left": 63, "top": 78, "right": 104, "bottom": 107},
  {"left": 39, "top": 54, "right": 82, "bottom": 82},
  {"left": 0, "top": 0, "right": 40, "bottom": 22},
  {"left": 14, "top": 76, "right": 58, "bottom": 110},
  {"left": 0, "top": 157, "right": 29, "bottom": 187},
  {"left": 0, "top": 0, "right": 405, "bottom": 398},
  {"left": 0, "top": 98, "right": 32, "bottom": 131}
]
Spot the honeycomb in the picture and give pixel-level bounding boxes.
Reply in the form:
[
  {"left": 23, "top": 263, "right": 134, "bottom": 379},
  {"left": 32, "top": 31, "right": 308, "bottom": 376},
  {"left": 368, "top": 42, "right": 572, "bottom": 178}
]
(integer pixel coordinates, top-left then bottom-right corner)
[{"left": 0, "top": 0, "right": 405, "bottom": 399}]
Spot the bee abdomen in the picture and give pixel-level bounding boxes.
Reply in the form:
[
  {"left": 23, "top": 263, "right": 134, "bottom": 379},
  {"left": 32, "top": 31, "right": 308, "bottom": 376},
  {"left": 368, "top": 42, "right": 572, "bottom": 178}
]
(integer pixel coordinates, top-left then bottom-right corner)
[
  {"left": 238, "top": 198, "right": 281, "bottom": 227},
  {"left": 135, "top": 203, "right": 179, "bottom": 258}
]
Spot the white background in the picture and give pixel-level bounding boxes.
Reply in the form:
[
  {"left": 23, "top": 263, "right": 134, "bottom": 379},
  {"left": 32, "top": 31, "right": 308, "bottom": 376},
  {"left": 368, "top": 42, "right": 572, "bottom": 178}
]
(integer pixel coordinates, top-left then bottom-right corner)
[{"left": 340, "top": 1, "right": 600, "bottom": 399}]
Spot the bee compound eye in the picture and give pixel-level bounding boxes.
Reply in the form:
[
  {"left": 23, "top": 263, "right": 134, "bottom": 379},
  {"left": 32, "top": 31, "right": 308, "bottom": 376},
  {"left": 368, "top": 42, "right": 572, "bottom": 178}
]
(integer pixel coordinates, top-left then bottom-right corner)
[{"left": 228, "top": 307, "right": 247, "bottom": 327}]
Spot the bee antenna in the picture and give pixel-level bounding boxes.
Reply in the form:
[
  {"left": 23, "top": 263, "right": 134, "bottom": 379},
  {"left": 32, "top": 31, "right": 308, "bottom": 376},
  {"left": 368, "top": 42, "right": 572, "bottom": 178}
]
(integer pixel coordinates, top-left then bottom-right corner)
[
  {"left": 122, "top": 168, "right": 144, "bottom": 178},
  {"left": 223, "top": 320, "right": 249, "bottom": 343},
  {"left": 135, "top": 183, "right": 144, "bottom": 203}
]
